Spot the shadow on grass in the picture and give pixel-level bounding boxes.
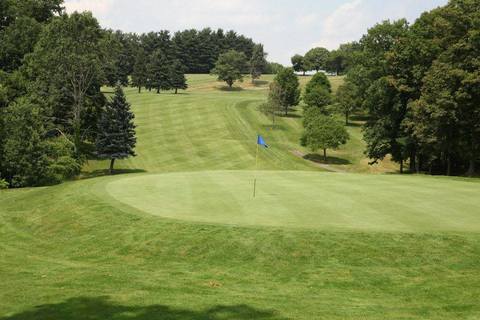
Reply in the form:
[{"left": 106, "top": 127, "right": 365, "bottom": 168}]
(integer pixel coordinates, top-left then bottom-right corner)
[
  {"left": 79, "top": 169, "right": 147, "bottom": 180},
  {"left": 349, "top": 114, "right": 370, "bottom": 122},
  {"left": 260, "top": 124, "right": 287, "bottom": 131},
  {"left": 252, "top": 80, "right": 269, "bottom": 86},
  {"left": 304, "top": 153, "right": 351, "bottom": 165},
  {"left": 346, "top": 121, "right": 363, "bottom": 128},
  {"left": 0, "top": 296, "right": 286, "bottom": 320},
  {"left": 280, "top": 113, "right": 302, "bottom": 119},
  {"left": 218, "top": 86, "right": 244, "bottom": 92}
]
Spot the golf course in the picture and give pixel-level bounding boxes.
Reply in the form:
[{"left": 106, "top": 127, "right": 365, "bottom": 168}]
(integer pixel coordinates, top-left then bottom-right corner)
[{"left": 1, "top": 75, "right": 480, "bottom": 319}]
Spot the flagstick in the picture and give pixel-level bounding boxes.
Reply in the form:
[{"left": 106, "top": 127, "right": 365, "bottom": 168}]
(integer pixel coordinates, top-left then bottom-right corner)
[{"left": 253, "top": 142, "right": 259, "bottom": 198}]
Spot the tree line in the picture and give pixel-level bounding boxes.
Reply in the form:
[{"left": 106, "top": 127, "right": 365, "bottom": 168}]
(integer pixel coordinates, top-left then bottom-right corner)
[
  {"left": 0, "top": 0, "right": 271, "bottom": 188},
  {"left": 291, "top": 44, "right": 358, "bottom": 76},
  {"left": 335, "top": 0, "right": 479, "bottom": 176}
]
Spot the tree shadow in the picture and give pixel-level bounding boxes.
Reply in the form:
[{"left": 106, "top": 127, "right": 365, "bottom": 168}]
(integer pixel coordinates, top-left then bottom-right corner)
[
  {"left": 304, "top": 153, "right": 351, "bottom": 165},
  {"left": 346, "top": 121, "right": 363, "bottom": 128},
  {"left": 218, "top": 86, "right": 244, "bottom": 92},
  {"left": 79, "top": 169, "right": 147, "bottom": 180},
  {"left": 252, "top": 80, "right": 269, "bottom": 86},
  {"left": 260, "top": 124, "right": 287, "bottom": 131},
  {"left": 349, "top": 114, "right": 370, "bottom": 122},
  {"left": 280, "top": 113, "right": 302, "bottom": 119},
  {"left": 0, "top": 296, "right": 286, "bottom": 320}
]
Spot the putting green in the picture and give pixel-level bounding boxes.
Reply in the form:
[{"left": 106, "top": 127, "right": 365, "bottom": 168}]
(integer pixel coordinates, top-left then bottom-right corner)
[{"left": 106, "top": 171, "right": 480, "bottom": 232}]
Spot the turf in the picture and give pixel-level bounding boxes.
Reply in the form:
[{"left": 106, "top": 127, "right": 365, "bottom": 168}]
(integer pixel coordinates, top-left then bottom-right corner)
[
  {"left": 106, "top": 171, "right": 480, "bottom": 232},
  {"left": 1, "top": 74, "right": 480, "bottom": 319}
]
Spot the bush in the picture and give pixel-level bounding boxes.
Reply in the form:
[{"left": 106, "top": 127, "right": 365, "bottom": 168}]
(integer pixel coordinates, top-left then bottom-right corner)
[
  {"left": 2, "top": 99, "right": 81, "bottom": 187},
  {"left": 0, "top": 178, "right": 9, "bottom": 189}
]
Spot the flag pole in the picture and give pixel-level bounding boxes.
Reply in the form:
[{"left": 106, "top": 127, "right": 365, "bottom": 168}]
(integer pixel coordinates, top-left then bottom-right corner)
[{"left": 253, "top": 140, "right": 259, "bottom": 198}]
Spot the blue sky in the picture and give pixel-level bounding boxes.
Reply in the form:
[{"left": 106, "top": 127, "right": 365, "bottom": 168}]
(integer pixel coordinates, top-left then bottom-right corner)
[{"left": 65, "top": 0, "right": 448, "bottom": 64}]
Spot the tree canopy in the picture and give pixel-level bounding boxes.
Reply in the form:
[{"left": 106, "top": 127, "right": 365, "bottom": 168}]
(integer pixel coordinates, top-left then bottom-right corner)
[{"left": 211, "top": 50, "right": 248, "bottom": 88}]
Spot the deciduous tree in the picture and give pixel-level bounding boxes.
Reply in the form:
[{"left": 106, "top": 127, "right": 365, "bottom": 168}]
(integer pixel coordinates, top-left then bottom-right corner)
[{"left": 211, "top": 50, "right": 248, "bottom": 88}]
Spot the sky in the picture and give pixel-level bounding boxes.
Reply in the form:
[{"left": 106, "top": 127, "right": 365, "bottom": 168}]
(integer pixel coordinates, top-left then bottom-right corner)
[{"left": 64, "top": 0, "right": 448, "bottom": 65}]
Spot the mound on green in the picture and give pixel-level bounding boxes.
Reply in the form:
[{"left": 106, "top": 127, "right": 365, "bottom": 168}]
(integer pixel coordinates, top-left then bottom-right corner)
[{"left": 107, "top": 171, "right": 480, "bottom": 232}]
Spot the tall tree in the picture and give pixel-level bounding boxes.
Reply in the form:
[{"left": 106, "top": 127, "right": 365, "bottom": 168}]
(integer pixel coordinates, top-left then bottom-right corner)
[
  {"left": 169, "top": 59, "right": 188, "bottom": 94},
  {"left": 148, "top": 49, "right": 171, "bottom": 94},
  {"left": 211, "top": 50, "right": 248, "bottom": 88},
  {"left": 131, "top": 48, "right": 148, "bottom": 93},
  {"left": 260, "top": 81, "right": 284, "bottom": 127},
  {"left": 249, "top": 44, "right": 267, "bottom": 83},
  {"left": 304, "top": 47, "right": 330, "bottom": 72},
  {"left": 291, "top": 54, "right": 306, "bottom": 75},
  {"left": 335, "top": 82, "right": 359, "bottom": 125},
  {"left": 96, "top": 84, "right": 136, "bottom": 174},
  {"left": 24, "top": 12, "right": 106, "bottom": 157},
  {"left": 273, "top": 67, "right": 300, "bottom": 116},
  {"left": 301, "top": 109, "right": 349, "bottom": 162}
]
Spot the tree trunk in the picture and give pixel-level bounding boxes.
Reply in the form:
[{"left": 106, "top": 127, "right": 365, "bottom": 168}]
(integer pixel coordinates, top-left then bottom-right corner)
[
  {"left": 157, "top": 87, "right": 160, "bottom": 94},
  {"left": 303, "top": 71, "right": 306, "bottom": 76},
  {"left": 467, "top": 159, "right": 475, "bottom": 177},
  {"left": 446, "top": 155, "right": 452, "bottom": 176},
  {"left": 416, "top": 155, "right": 421, "bottom": 174},
  {"left": 138, "top": 86, "right": 141, "bottom": 93},
  {"left": 175, "top": 88, "right": 178, "bottom": 94},
  {"left": 109, "top": 158, "right": 115, "bottom": 175},
  {"left": 409, "top": 152, "right": 416, "bottom": 173},
  {"left": 400, "top": 159, "right": 404, "bottom": 174},
  {"left": 323, "top": 149, "right": 327, "bottom": 162},
  {"left": 345, "top": 111, "right": 349, "bottom": 126}
]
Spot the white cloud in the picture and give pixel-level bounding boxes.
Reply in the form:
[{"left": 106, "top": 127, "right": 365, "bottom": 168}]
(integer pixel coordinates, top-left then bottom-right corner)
[
  {"left": 63, "top": 0, "right": 448, "bottom": 64},
  {"left": 314, "top": 0, "right": 371, "bottom": 49}
]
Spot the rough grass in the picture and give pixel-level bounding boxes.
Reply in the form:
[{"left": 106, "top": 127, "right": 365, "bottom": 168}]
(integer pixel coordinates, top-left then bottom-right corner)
[{"left": 1, "top": 74, "right": 480, "bottom": 319}]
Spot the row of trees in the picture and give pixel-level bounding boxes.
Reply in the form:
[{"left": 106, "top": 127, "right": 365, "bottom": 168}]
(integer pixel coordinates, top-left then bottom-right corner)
[
  {"left": 100, "top": 27, "right": 266, "bottom": 90},
  {"left": 336, "top": 0, "right": 479, "bottom": 176},
  {"left": 291, "top": 44, "right": 358, "bottom": 75},
  {"left": 0, "top": 1, "right": 267, "bottom": 188},
  {"left": 260, "top": 69, "right": 349, "bottom": 160}
]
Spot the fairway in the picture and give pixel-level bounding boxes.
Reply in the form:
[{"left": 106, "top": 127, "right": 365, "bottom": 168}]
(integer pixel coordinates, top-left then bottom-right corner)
[{"left": 107, "top": 171, "right": 480, "bottom": 232}]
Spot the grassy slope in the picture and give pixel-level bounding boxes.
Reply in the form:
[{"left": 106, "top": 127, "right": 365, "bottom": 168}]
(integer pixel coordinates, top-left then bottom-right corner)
[
  {"left": 1, "top": 75, "right": 480, "bottom": 319},
  {"left": 85, "top": 74, "right": 394, "bottom": 175}
]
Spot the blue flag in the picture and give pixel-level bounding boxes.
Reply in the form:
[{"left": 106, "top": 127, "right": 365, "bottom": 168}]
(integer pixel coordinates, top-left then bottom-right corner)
[{"left": 257, "top": 135, "right": 269, "bottom": 148}]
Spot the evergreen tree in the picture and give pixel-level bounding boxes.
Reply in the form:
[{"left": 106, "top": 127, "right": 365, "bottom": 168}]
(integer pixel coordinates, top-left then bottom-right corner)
[
  {"left": 169, "top": 59, "right": 188, "bottom": 94},
  {"left": 96, "top": 84, "right": 136, "bottom": 174},
  {"left": 249, "top": 44, "right": 267, "bottom": 83},
  {"left": 131, "top": 48, "right": 148, "bottom": 93},
  {"left": 148, "top": 50, "right": 171, "bottom": 94}
]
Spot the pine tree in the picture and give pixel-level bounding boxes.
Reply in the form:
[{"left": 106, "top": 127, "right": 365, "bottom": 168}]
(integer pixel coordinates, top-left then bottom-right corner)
[
  {"left": 169, "top": 60, "right": 188, "bottom": 94},
  {"left": 148, "top": 50, "right": 171, "bottom": 94},
  {"left": 250, "top": 44, "right": 267, "bottom": 83},
  {"left": 96, "top": 84, "right": 136, "bottom": 174},
  {"left": 131, "top": 48, "right": 148, "bottom": 93}
]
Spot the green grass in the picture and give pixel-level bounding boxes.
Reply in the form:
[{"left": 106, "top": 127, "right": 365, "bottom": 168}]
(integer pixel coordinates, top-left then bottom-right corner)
[{"left": 1, "top": 74, "right": 480, "bottom": 319}]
